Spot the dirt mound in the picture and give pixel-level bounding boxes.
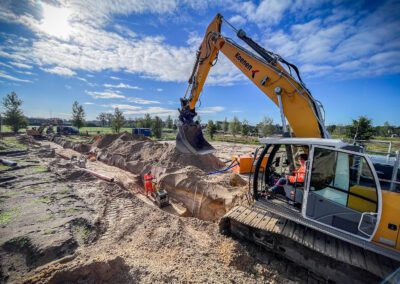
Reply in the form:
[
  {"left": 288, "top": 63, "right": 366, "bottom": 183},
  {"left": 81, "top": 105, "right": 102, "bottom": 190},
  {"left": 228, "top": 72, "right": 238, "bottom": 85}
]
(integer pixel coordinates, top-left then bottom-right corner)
[
  {"left": 91, "top": 132, "right": 149, "bottom": 149},
  {"left": 96, "top": 133, "right": 224, "bottom": 173},
  {"left": 46, "top": 257, "right": 133, "bottom": 284},
  {"left": 73, "top": 143, "right": 91, "bottom": 153}
]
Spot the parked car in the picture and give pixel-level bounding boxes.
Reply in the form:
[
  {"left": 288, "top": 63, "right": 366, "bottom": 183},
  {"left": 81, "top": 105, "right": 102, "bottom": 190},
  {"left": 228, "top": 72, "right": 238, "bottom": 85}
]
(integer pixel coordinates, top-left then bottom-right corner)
[
  {"left": 132, "top": 128, "right": 152, "bottom": 137},
  {"left": 57, "top": 126, "right": 80, "bottom": 135}
]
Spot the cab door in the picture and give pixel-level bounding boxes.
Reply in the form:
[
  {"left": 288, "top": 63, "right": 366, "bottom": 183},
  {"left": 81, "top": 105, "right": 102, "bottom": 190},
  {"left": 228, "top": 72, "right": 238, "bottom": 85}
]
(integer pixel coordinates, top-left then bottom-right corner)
[{"left": 302, "top": 146, "right": 382, "bottom": 241}]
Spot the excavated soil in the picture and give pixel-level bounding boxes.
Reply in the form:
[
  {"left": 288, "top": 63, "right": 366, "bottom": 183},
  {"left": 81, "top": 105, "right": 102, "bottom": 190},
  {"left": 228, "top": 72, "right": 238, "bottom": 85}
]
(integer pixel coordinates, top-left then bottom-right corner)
[
  {"left": 0, "top": 136, "right": 313, "bottom": 283},
  {"left": 52, "top": 133, "right": 248, "bottom": 221}
]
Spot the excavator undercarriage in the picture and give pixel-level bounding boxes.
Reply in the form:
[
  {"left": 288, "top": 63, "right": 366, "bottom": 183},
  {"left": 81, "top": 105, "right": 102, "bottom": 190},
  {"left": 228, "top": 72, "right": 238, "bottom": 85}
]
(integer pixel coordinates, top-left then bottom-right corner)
[{"left": 220, "top": 202, "right": 398, "bottom": 283}]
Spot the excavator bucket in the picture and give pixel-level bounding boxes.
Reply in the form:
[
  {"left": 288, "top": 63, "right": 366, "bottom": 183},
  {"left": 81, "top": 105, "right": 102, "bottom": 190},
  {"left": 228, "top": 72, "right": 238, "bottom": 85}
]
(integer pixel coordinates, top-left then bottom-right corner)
[{"left": 176, "top": 124, "right": 215, "bottom": 155}]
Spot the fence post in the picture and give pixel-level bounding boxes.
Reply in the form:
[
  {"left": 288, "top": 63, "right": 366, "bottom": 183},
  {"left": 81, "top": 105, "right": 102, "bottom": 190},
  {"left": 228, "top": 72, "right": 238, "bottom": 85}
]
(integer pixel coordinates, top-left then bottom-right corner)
[{"left": 390, "top": 150, "right": 400, "bottom": 192}]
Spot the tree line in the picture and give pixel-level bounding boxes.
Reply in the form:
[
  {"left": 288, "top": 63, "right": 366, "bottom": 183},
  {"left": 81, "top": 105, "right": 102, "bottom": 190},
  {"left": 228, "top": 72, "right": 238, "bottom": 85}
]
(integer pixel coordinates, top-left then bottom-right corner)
[{"left": 2, "top": 92, "right": 400, "bottom": 140}]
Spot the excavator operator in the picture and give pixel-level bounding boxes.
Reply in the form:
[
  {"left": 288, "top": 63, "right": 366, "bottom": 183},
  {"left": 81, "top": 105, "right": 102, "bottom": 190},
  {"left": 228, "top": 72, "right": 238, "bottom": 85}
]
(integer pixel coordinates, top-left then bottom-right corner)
[{"left": 269, "top": 153, "right": 308, "bottom": 195}]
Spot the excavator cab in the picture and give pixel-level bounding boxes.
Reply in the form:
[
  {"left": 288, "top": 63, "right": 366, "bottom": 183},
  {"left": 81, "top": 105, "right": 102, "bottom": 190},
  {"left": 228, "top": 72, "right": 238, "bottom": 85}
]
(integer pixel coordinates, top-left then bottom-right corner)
[{"left": 253, "top": 138, "right": 382, "bottom": 241}]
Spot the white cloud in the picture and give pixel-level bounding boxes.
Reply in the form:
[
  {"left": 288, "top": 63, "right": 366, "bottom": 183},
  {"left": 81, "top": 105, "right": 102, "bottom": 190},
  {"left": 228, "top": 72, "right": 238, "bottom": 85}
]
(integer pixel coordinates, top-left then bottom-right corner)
[
  {"left": 109, "top": 104, "right": 142, "bottom": 110},
  {"left": 10, "top": 61, "right": 32, "bottom": 69},
  {"left": 0, "top": 62, "right": 12, "bottom": 68},
  {"left": 156, "top": 88, "right": 163, "bottom": 92},
  {"left": 65, "top": 84, "right": 72, "bottom": 89},
  {"left": 0, "top": 70, "right": 32, "bottom": 83},
  {"left": 85, "top": 90, "right": 125, "bottom": 99},
  {"left": 15, "top": 70, "right": 35, "bottom": 76},
  {"left": 103, "top": 83, "right": 142, "bottom": 90},
  {"left": 77, "top": 77, "right": 88, "bottom": 82},
  {"left": 106, "top": 103, "right": 177, "bottom": 117},
  {"left": 0, "top": 0, "right": 399, "bottom": 86},
  {"left": 83, "top": 102, "right": 94, "bottom": 105},
  {"left": 197, "top": 106, "right": 225, "bottom": 114},
  {"left": 259, "top": 1, "right": 400, "bottom": 79},
  {"left": 228, "top": 15, "right": 246, "bottom": 26},
  {"left": 0, "top": 4, "right": 243, "bottom": 86},
  {"left": 230, "top": 0, "right": 292, "bottom": 26},
  {"left": 114, "top": 24, "right": 136, "bottom": 38},
  {"left": 126, "top": 97, "right": 160, "bottom": 104},
  {"left": 42, "top": 66, "right": 76, "bottom": 77}
]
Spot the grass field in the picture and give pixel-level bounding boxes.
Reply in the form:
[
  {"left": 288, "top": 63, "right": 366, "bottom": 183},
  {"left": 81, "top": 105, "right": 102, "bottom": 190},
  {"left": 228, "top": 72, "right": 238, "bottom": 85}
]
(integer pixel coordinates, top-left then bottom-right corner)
[{"left": 1, "top": 125, "right": 399, "bottom": 154}]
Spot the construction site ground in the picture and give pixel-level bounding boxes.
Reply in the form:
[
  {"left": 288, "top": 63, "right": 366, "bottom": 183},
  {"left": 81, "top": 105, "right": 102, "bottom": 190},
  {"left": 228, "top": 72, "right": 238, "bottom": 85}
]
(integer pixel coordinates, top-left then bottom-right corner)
[{"left": 0, "top": 135, "right": 324, "bottom": 283}]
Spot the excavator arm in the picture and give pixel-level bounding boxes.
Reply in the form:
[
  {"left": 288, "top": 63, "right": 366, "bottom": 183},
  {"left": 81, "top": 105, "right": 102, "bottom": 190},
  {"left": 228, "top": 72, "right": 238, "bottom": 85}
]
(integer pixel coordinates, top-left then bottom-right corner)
[{"left": 177, "top": 14, "right": 329, "bottom": 155}]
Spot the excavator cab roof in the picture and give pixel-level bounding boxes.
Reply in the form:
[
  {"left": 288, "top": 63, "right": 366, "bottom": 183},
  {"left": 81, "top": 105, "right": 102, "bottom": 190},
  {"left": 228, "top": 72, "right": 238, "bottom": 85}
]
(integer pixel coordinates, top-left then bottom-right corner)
[{"left": 258, "top": 137, "right": 348, "bottom": 148}]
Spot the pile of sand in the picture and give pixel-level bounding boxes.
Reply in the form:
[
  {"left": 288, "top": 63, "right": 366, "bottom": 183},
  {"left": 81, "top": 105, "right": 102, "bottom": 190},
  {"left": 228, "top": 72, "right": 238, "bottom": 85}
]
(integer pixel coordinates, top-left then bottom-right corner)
[
  {"left": 50, "top": 132, "right": 246, "bottom": 220},
  {"left": 95, "top": 132, "right": 224, "bottom": 173}
]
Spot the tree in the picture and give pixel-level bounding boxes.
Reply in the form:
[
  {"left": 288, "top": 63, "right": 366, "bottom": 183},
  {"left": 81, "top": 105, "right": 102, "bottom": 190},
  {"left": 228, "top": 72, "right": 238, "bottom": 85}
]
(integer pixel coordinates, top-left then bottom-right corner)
[
  {"left": 381, "top": 121, "right": 394, "bottom": 137},
  {"left": 173, "top": 119, "right": 179, "bottom": 131},
  {"left": 97, "top": 112, "right": 107, "bottom": 127},
  {"left": 327, "top": 124, "right": 336, "bottom": 134},
  {"left": 152, "top": 116, "right": 163, "bottom": 138},
  {"left": 72, "top": 101, "right": 85, "bottom": 129},
  {"left": 165, "top": 115, "right": 173, "bottom": 129},
  {"left": 105, "top": 113, "right": 113, "bottom": 127},
  {"left": 257, "top": 116, "right": 275, "bottom": 136},
  {"left": 207, "top": 120, "right": 217, "bottom": 139},
  {"left": 2, "top": 92, "right": 27, "bottom": 133},
  {"left": 241, "top": 119, "right": 250, "bottom": 136},
  {"left": 223, "top": 117, "right": 229, "bottom": 133},
  {"left": 229, "top": 116, "right": 241, "bottom": 136},
  {"left": 111, "top": 107, "right": 125, "bottom": 133},
  {"left": 347, "top": 116, "right": 374, "bottom": 140},
  {"left": 143, "top": 113, "right": 152, "bottom": 128}
]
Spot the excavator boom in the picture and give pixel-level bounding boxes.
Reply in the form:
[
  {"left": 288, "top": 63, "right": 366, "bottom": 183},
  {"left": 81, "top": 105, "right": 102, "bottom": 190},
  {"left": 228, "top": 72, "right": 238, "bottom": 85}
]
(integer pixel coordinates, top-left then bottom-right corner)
[{"left": 177, "top": 13, "right": 328, "bottom": 155}]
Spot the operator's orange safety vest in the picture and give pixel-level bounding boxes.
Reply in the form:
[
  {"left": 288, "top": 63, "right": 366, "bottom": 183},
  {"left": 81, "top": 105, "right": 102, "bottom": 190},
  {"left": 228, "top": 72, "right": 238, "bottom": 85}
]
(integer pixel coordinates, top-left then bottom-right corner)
[{"left": 289, "top": 165, "right": 306, "bottom": 183}]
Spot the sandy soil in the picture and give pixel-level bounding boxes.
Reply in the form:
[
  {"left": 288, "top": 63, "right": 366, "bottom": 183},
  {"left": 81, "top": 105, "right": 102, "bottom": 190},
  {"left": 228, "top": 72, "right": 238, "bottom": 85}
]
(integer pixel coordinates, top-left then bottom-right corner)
[{"left": 0, "top": 136, "right": 315, "bottom": 283}]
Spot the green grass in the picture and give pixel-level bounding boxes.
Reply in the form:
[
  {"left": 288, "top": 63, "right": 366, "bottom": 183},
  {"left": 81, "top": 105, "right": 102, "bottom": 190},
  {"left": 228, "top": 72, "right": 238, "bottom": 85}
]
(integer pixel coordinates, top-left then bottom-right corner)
[
  {"left": 0, "top": 207, "right": 21, "bottom": 226},
  {"left": 0, "top": 125, "right": 27, "bottom": 133},
  {"left": 0, "top": 136, "right": 27, "bottom": 151},
  {"left": 36, "top": 195, "right": 57, "bottom": 204},
  {"left": 31, "top": 165, "right": 49, "bottom": 174},
  {"left": 0, "top": 211, "right": 12, "bottom": 226},
  {"left": 65, "top": 208, "right": 79, "bottom": 214},
  {"left": 0, "top": 164, "right": 11, "bottom": 171}
]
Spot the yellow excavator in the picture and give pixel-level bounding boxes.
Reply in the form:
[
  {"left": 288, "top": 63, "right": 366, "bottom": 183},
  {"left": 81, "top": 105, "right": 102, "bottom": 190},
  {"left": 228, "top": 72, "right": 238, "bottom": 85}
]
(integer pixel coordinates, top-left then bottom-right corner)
[{"left": 177, "top": 14, "right": 400, "bottom": 282}]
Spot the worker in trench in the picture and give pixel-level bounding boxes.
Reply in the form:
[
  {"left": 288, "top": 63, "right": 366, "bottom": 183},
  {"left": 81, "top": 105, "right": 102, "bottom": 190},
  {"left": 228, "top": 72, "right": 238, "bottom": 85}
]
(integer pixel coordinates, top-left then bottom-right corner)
[
  {"left": 268, "top": 153, "right": 308, "bottom": 195},
  {"left": 144, "top": 171, "right": 154, "bottom": 197}
]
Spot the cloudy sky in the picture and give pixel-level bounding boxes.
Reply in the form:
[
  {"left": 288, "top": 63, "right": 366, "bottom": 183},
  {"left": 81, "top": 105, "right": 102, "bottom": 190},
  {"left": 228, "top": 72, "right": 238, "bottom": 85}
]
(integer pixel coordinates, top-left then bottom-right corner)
[{"left": 0, "top": 0, "right": 399, "bottom": 125}]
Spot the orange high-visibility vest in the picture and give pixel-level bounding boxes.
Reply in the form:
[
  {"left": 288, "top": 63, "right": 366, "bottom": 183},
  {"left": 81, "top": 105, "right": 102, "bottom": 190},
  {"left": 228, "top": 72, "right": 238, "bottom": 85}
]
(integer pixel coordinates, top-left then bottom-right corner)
[{"left": 289, "top": 165, "right": 306, "bottom": 183}]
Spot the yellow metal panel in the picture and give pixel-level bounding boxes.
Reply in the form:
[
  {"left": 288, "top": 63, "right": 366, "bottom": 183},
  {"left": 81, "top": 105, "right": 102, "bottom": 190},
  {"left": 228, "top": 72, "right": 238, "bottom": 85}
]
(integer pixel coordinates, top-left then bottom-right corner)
[
  {"left": 348, "top": 185, "right": 377, "bottom": 212},
  {"left": 231, "top": 155, "right": 268, "bottom": 174},
  {"left": 373, "top": 191, "right": 400, "bottom": 250}
]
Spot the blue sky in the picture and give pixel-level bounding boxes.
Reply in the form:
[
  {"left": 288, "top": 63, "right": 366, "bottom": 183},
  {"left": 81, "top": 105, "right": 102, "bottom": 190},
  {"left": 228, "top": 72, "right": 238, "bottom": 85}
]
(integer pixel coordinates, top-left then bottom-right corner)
[{"left": 0, "top": 0, "right": 399, "bottom": 126}]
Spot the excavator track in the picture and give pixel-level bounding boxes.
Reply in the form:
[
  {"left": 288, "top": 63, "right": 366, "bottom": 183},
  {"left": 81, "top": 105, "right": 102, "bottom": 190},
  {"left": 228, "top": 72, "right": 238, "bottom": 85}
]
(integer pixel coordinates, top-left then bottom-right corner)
[{"left": 220, "top": 202, "right": 400, "bottom": 283}]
